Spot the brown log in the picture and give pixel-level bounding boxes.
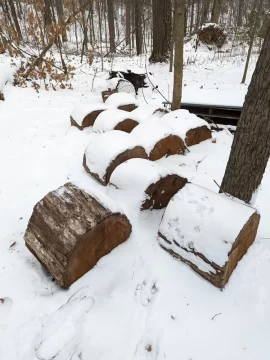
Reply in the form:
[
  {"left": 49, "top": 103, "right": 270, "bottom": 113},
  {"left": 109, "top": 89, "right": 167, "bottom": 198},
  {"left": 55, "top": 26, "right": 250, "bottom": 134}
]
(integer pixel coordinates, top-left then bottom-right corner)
[
  {"left": 118, "top": 104, "right": 138, "bottom": 112},
  {"left": 101, "top": 88, "right": 118, "bottom": 103},
  {"left": 0, "top": 92, "right": 4, "bottom": 101},
  {"left": 24, "top": 183, "right": 132, "bottom": 288},
  {"left": 185, "top": 125, "right": 212, "bottom": 146},
  {"left": 114, "top": 119, "right": 139, "bottom": 133},
  {"left": 70, "top": 109, "right": 106, "bottom": 130},
  {"left": 158, "top": 184, "right": 260, "bottom": 288},
  {"left": 149, "top": 135, "right": 185, "bottom": 160}
]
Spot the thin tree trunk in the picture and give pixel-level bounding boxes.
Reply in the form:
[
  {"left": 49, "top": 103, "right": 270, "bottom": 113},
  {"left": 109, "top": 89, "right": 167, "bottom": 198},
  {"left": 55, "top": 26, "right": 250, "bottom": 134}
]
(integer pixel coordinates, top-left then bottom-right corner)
[
  {"left": 125, "top": 0, "right": 131, "bottom": 46},
  {"left": 189, "top": 0, "right": 194, "bottom": 36},
  {"left": 221, "top": 24, "right": 270, "bottom": 203},
  {"left": 241, "top": 0, "right": 263, "bottom": 84},
  {"left": 135, "top": 0, "right": 142, "bottom": 55},
  {"left": 237, "top": 0, "right": 244, "bottom": 27},
  {"left": 7, "top": 0, "right": 22, "bottom": 40},
  {"left": 210, "top": 0, "right": 222, "bottom": 24},
  {"left": 172, "top": 0, "right": 185, "bottom": 110},
  {"left": 200, "top": 0, "right": 211, "bottom": 26},
  {"left": 169, "top": 3, "right": 176, "bottom": 72},
  {"left": 55, "top": 0, "right": 67, "bottom": 42},
  {"left": 107, "top": 0, "right": 116, "bottom": 51}
]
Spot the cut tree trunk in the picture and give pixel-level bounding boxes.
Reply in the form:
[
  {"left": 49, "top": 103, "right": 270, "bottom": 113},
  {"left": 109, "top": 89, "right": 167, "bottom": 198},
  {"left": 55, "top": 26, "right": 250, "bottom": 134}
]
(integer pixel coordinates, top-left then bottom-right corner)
[
  {"left": 221, "top": 23, "right": 270, "bottom": 203},
  {"left": 158, "top": 183, "right": 260, "bottom": 288},
  {"left": 185, "top": 126, "right": 212, "bottom": 146},
  {"left": 25, "top": 183, "right": 132, "bottom": 288}
]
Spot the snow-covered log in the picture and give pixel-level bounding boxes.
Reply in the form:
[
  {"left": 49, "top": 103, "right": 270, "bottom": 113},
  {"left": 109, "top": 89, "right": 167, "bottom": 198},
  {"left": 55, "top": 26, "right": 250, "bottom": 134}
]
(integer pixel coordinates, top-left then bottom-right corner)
[
  {"left": 101, "top": 88, "right": 118, "bottom": 102},
  {"left": 109, "top": 159, "right": 187, "bottom": 210},
  {"left": 105, "top": 93, "right": 138, "bottom": 112},
  {"left": 158, "top": 184, "right": 260, "bottom": 288},
  {"left": 93, "top": 109, "right": 139, "bottom": 133},
  {"left": 128, "top": 104, "right": 168, "bottom": 123},
  {"left": 161, "top": 109, "right": 212, "bottom": 146},
  {"left": 0, "top": 92, "right": 4, "bottom": 101},
  {"left": 83, "top": 131, "right": 147, "bottom": 185},
  {"left": 24, "top": 183, "right": 132, "bottom": 288},
  {"left": 70, "top": 104, "right": 108, "bottom": 130},
  {"left": 131, "top": 121, "right": 186, "bottom": 160}
]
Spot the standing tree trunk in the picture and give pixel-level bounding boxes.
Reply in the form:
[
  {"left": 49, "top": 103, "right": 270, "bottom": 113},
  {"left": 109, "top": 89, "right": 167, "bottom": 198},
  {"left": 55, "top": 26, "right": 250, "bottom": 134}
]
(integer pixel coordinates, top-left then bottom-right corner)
[
  {"left": 241, "top": 0, "right": 263, "bottom": 84},
  {"left": 135, "top": 0, "right": 142, "bottom": 55},
  {"left": 125, "top": 0, "right": 131, "bottom": 46},
  {"left": 237, "top": 0, "right": 244, "bottom": 27},
  {"left": 7, "top": 0, "right": 22, "bottom": 41},
  {"left": 200, "top": 0, "right": 211, "bottom": 26},
  {"left": 55, "top": 0, "right": 67, "bottom": 42},
  {"left": 210, "top": 0, "right": 222, "bottom": 24},
  {"left": 107, "top": 0, "right": 116, "bottom": 51},
  {"left": 171, "top": 0, "right": 185, "bottom": 110},
  {"left": 43, "top": 0, "right": 53, "bottom": 41},
  {"left": 189, "top": 0, "right": 194, "bottom": 36},
  {"left": 149, "top": 0, "right": 172, "bottom": 63},
  {"left": 220, "top": 24, "right": 270, "bottom": 203}
]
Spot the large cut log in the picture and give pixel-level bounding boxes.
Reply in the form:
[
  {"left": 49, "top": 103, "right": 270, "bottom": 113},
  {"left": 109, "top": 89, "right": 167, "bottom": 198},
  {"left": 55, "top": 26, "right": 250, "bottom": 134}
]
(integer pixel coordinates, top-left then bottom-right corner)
[
  {"left": 105, "top": 93, "right": 138, "bottom": 112},
  {"left": 93, "top": 109, "right": 139, "bottom": 133},
  {"left": 161, "top": 109, "right": 212, "bottom": 146},
  {"left": 70, "top": 103, "right": 108, "bottom": 130},
  {"left": 24, "top": 183, "right": 132, "bottom": 288},
  {"left": 158, "top": 184, "right": 260, "bottom": 288},
  {"left": 128, "top": 104, "right": 168, "bottom": 123},
  {"left": 131, "top": 120, "right": 186, "bottom": 160},
  {"left": 101, "top": 78, "right": 136, "bottom": 102},
  {"left": 109, "top": 158, "right": 187, "bottom": 210},
  {"left": 83, "top": 131, "right": 147, "bottom": 185}
]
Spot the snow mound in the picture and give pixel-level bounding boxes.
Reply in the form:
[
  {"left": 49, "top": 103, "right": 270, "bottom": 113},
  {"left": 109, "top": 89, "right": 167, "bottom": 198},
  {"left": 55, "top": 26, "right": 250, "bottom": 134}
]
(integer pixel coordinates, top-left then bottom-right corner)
[
  {"left": 131, "top": 120, "right": 183, "bottom": 155},
  {"left": 84, "top": 130, "right": 141, "bottom": 180},
  {"left": 0, "top": 64, "right": 13, "bottom": 91},
  {"left": 93, "top": 109, "right": 130, "bottom": 133},
  {"left": 105, "top": 93, "right": 139, "bottom": 107},
  {"left": 71, "top": 103, "right": 108, "bottom": 126},
  {"left": 161, "top": 110, "right": 210, "bottom": 139},
  {"left": 129, "top": 104, "right": 166, "bottom": 123},
  {"left": 111, "top": 65, "right": 146, "bottom": 75},
  {"left": 158, "top": 183, "right": 256, "bottom": 270}
]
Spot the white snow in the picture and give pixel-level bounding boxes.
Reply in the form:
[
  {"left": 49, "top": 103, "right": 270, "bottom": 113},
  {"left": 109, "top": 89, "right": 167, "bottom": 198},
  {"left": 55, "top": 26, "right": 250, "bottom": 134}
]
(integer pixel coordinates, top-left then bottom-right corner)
[
  {"left": 161, "top": 109, "right": 210, "bottom": 140},
  {"left": 0, "top": 64, "right": 13, "bottom": 91},
  {"left": 84, "top": 130, "right": 141, "bottom": 180},
  {"left": 158, "top": 183, "right": 256, "bottom": 269},
  {"left": 105, "top": 92, "right": 139, "bottom": 107},
  {"left": 131, "top": 120, "right": 184, "bottom": 155},
  {"left": 112, "top": 65, "right": 146, "bottom": 75},
  {"left": 129, "top": 104, "right": 167, "bottom": 123},
  {"left": 93, "top": 109, "right": 130, "bottom": 133},
  {"left": 70, "top": 103, "right": 108, "bottom": 126}
]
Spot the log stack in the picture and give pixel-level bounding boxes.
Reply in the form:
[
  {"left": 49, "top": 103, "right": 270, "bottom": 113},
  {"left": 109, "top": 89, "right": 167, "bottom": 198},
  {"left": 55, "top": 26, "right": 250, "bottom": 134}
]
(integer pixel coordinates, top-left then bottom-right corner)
[
  {"left": 25, "top": 183, "right": 132, "bottom": 288},
  {"left": 158, "top": 183, "right": 260, "bottom": 288}
]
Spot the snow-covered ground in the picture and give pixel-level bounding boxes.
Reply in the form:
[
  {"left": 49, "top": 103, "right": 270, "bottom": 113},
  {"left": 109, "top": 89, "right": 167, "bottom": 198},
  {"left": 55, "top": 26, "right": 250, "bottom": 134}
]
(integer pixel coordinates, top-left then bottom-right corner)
[{"left": 1, "top": 51, "right": 270, "bottom": 360}]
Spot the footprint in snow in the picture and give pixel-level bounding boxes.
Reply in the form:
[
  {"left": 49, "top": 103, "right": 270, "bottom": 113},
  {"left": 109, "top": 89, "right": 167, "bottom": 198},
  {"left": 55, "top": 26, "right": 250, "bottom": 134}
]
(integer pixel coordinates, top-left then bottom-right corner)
[
  {"left": 0, "top": 297, "right": 13, "bottom": 323},
  {"left": 135, "top": 281, "right": 159, "bottom": 307},
  {"left": 35, "top": 287, "right": 94, "bottom": 360}
]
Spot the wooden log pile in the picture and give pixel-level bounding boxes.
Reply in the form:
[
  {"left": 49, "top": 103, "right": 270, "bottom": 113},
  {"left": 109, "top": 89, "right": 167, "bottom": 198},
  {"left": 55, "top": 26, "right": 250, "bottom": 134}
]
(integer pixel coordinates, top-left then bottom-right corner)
[
  {"left": 70, "top": 104, "right": 108, "bottom": 130},
  {"left": 158, "top": 183, "right": 260, "bottom": 288},
  {"left": 24, "top": 183, "right": 132, "bottom": 288},
  {"left": 93, "top": 109, "right": 139, "bottom": 134}
]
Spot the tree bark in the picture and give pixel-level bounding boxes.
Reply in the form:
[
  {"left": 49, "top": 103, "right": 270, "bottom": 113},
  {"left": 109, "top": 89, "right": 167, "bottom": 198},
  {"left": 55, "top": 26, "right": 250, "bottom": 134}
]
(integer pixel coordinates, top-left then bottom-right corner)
[
  {"left": 189, "top": 0, "right": 194, "bottom": 36},
  {"left": 171, "top": 0, "right": 185, "bottom": 110},
  {"left": 200, "top": 0, "right": 211, "bottom": 26},
  {"left": 210, "top": 0, "right": 222, "bottom": 24},
  {"left": 7, "top": 0, "right": 22, "bottom": 40},
  {"left": 237, "top": 0, "right": 244, "bottom": 27},
  {"left": 107, "top": 0, "right": 116, "bottom": 51},
  {"left": 55, "top": 0, "right": 67, "bottom": 42},
  {"left": 149, "top": 0, "right": 172, "bottom": 63},
  {"left": 125, "top": 0, "right": 131, "bottom": 46},
  {"left": 135, "top": 0, "right": 142, "bottom": 55},
  {"left": 220, "top": 24, "right": 270, "bottom": 203}
]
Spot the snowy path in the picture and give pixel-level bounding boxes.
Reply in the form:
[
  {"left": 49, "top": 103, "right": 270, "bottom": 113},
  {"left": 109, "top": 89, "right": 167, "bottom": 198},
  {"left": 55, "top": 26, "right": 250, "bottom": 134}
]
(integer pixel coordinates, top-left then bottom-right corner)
[{"left": 1, "top": 64, "right": 270, "bottom": 359}]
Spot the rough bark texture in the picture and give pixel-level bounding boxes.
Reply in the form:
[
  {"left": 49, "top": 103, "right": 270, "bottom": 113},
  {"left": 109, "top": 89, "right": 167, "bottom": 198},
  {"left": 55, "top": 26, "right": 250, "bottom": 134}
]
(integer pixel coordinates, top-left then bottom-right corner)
[
  {"left": 141, "top": 175, "right": 187, "bottom": 210},
  {"left": 210, "top": 0, "right": 222, "bottom": 24},
  {"left": 8, "top": 0, "right": 22, "bottom": 40},
  {"left": 185, "top": 126, "right": 212, "bottom": 146},
  {"left": 159, "top": 212, "right": 260, "bottom": 289},
  {"left": 114, "top": 119, "right": 139, "bottom": 133},
  {"left": 118, "top": 104, "right": 138, "bottom": 112},
  {"left": 107, "top": 0, "right": 116, "bottom": 51},
  {"left": 125, "top": 0, "right": 131, "bottom": 46},
  {"left": 171, "top": 0, "right": 185, "bottom": 110},
  {"left": 200, "top": 0, "right": 211, "bottom": 25},
  {"left": 149, "top": 0, "right": 172, "bottom": 63},
  {"left": 83, "top": 147, "right": 148, "bottom": 185},
  {"left": 135, "top": 0, "right": 142, "bottom": 55},
  {"left": 149, "top": 135, "right": 186, "bottom": 161},
  {"left": 70, "top": 110, "right": 106, "bottom": 130},
  {"left": 25, "top": 183, "right": 132, "bottom": 288},
  {"left": 221, "top": 24, "right": 270, "bottom": 203}
]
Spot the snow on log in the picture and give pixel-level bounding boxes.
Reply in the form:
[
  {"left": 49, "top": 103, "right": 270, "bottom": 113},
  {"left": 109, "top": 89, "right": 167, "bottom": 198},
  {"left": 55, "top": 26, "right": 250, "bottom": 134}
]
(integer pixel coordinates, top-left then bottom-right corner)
[
  {"left": 83, "top": 131, "right": 147, "bottom": 185},
  {"left": 102, "top": 88, "right": 118, "bottom": 103},
  {"left": 109, "top": 158, "right": 187, "bottom": 210},
  {"left": 161, "top": 109, "right": 212, "bottom": 146},
  {"left": 105, "top": 93, "right": 139, "bottom": 112},
  {"left": 70, "top": 103, "right": 108, "bottom": 130},
  {"left": 24, "top": 182, "right": 132, "bottom": 288},
  {"left": 128, "top": 104, "right": 168, "bottom": 123},
  {"left": 93, "top": 109, "right": 139, "bottom": 133},
  {"left": 158, "top": 184, "right": 260, "bottom": 288},
  {"left": 131, "top": 121, "right": 186, "bottom": 160}
]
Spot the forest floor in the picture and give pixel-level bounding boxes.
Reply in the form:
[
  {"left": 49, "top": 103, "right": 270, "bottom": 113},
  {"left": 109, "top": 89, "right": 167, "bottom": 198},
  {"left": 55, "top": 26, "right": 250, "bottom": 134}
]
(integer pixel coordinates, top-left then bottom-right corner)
[{"left": 1, "top": 49, "right": 270, "bottom": 360}]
